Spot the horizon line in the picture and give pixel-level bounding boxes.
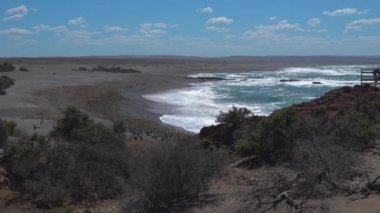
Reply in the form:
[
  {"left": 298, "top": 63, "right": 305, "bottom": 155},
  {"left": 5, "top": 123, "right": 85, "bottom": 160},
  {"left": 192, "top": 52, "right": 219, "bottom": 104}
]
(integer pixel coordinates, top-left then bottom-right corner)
[{"left": 1, "top": 54, "right": 380, "bottom": 59}]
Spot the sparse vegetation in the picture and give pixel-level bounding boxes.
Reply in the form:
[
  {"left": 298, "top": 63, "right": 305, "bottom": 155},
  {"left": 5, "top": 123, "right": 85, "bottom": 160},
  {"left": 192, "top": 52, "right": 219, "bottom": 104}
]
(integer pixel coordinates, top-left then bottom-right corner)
[
  {"left": 124, "top": 139, "right": 224, "bottom": 212},
  {"left": 3, "top": 107, "right": 129, "bottom": 208},
  {"left": 18, "top": 67, "right": 29, "bottom": 72},
  {"left": 2, "top": 107, "right": 224, "bottom": 211},
  {"left": 0, "top": 75, "right": 15, "bottom": 95},
  {"left": 202, "top": 85, "right": 380, "bottom": 163},
  {"left": 290, "top": 139, "right": 363, "bottom": 197},
  {"left": 113, "top": 121, "right": 126, "bottom": 135},
  {"left": 0, "top": 62, "right": 15, "bottom": 72},
  {"left": 3, "top": 120, "right": 17, "bottom": 136},
  {"left": 200, "top": 85, "right": 380, "bottom": 212},
  {"left": 91, "top": 65, "right": 141, "bottom": 73},
  {"left": 0, "top": 121, "right": 8, "bottom": 147},
  {"left": 78, "top": 67, "right": 87, "bottom": 71}
]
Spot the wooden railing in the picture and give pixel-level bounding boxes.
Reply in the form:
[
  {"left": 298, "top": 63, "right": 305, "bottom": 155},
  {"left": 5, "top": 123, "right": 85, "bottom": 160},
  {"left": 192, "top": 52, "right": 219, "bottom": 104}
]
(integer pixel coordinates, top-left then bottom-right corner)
[{"left": 361, "top": 67, "right": 380, "bottom": 86}]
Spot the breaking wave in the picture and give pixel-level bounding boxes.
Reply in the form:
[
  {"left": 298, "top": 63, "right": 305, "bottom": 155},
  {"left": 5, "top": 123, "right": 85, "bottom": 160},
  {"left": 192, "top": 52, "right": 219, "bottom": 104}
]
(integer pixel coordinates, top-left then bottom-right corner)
[{"left": 144, "top": 65, "right": 374, "bottom": 133}]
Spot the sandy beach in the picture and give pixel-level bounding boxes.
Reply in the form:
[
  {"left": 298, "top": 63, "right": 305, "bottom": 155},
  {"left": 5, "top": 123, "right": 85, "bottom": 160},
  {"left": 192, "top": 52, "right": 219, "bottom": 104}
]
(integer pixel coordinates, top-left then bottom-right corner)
[{"left": 1, "top": 56, "right": 379, "bottom": 136}]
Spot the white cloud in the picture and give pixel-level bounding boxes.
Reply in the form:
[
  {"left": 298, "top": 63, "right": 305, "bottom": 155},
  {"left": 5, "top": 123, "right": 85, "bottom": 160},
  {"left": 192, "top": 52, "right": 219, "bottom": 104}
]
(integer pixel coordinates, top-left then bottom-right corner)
[
  {"left": 256, "top": 20, "right": 303, "bottom": 32},
  {"left": 34, "top": 24, "right": 66, "bottom": 33},
  {"left": 32, "top": 21, "right": 177, "bottom": 47},
  {"left": 224, "top": 34, "right": 236, "bottom": 40},
  {"left": 33, "top": 24, "right": 99, "bottom": 44},
  {"left": 153, "top": 22, "right": 168, "bottom": 29},
  {"left": 243, "top": 20, "right": 304, "bottom": 40},
  {"left": 17, "top": 39, "right": 37, "bottom": 45},
  {"left": 68, "top": 17, "right": 86, "bottom": 27},
  {"left": 269, "top": 16, "right": 278, "bottom": 21},
  {"left": 307, "top": 18, "right": 321, "bottom": 27},
  {"left": 105, "top": 26, "right": 127, "bottom": 33},
  {"left": 206, "top": 26, "right": 230, "bottom": 33},
  {"left": 197, "top": 7, "right": 213, "bottom": 14},
  {"left": 136, "top": 22, "right": 178, "bottom": 38},
  {"left": 0, "top": 28, "right": 33, "bottom": 36},
  {"left": 139, "top": 23, "right": 167, "bottom": 37},
  {"left": 309, "top": 29, "right": 328, "bottom": 33},
  {"left": 206, "top": 16, "right": 234, "bottom": 25},
  {"left": 323, "top": 8, "right": 369, "bottom": 16},
  {"left": 345, "top": 18, "right": 380, "bottom": 33},
  {"left": 3, "top": 5, "right": 28, "bottom": 22}
]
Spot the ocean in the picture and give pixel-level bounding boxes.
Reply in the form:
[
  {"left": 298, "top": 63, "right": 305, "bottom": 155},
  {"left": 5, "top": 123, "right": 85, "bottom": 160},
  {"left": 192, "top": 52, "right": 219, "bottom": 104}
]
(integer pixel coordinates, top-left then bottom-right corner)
[{"left": 144, "top": 65, "right": 375, "bottom": 133}]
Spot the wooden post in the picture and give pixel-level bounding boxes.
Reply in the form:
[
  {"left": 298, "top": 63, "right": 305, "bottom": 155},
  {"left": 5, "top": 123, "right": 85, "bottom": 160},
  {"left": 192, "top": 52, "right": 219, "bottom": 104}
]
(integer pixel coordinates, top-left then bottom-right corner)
[{"left": 361, "top": 68, "right": 363, "bottom": 85}]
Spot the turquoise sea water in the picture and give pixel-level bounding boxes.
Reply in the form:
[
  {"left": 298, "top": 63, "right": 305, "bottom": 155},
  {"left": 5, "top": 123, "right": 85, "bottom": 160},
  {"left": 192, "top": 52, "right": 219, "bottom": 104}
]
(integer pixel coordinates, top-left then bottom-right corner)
[{"left": 144, "top": 65, "right": 374, "bottom": 133}]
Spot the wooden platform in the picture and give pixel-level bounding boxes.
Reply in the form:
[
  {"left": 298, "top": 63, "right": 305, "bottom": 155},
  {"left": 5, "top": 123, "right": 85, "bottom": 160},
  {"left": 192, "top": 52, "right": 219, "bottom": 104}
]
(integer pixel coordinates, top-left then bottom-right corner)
[{"left": 361, "top": 67, "right": 380, "bottom": 86}]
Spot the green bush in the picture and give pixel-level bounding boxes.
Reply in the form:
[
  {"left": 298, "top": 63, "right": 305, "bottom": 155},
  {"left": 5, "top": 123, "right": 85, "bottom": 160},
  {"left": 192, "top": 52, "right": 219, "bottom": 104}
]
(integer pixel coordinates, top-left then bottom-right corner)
[
  {"left": 235, "top": 134, "right": 261, "bottom": 157},
  {"left": 3, "top": 120, "right": 17, "bottom": 136},
  {"left": 235, "top": 140, "right": 254, "bottom": 157},
  {"left": 216, "top": 106, "right": 252, "bottom": 129},
  {"left": 200, "top": 138, "right": 214, "bottom": 149},
  {"left": 52, "top": 207, "right": 74, "bottom": 213},
  {"left": 70, "top": 123, "right": 121, "bottom": 145},
  {"left": 0, "top": 75, "right": 15, "bottom": 90},
  {"left": 0, "top": 121, "right": 8, "bottom": 147},
  {"left": 51, "top": 107, "right": 93, "bottom": 140},
  {"left": 258, "top": 108, "right": 308, "bottom": 164},
  {"left": 113, "top": 121, "right": 126, "bottom": 135}
]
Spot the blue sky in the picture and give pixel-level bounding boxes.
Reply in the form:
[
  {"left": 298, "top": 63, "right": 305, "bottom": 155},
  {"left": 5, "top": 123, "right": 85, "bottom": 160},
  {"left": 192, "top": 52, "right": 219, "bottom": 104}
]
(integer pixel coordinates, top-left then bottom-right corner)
[{"left": 0, "top": 0, "right": 379, "bottom": 57}]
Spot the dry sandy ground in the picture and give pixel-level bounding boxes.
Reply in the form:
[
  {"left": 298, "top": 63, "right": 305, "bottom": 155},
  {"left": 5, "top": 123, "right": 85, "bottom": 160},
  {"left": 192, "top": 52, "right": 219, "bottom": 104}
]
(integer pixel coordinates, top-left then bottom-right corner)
[
  {"left": 189, "top": 145, "right": 380, "bottom": 213},
  {"left": 0, "top": 60, "right": 196, "bottom": 136}
]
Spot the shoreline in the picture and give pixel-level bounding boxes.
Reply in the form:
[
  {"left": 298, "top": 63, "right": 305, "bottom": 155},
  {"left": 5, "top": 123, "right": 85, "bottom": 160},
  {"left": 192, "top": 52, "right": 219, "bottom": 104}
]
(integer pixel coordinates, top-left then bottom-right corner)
[
  {"left": 0, "top": 57, "right": 378, "bottom": 137},
  {"left": 142, "top": 64, "right": 373, "bottom": 133}
]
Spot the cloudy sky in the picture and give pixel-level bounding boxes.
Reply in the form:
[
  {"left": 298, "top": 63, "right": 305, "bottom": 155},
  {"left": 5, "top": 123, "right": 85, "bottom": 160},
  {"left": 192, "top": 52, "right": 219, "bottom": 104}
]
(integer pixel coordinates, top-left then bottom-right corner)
[{"left": 0, "top": 0, "right": 379, "bottom": 57}]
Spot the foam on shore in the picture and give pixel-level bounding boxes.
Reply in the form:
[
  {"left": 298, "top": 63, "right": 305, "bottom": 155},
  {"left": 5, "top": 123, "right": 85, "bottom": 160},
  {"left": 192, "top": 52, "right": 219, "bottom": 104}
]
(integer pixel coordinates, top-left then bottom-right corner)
[{"left": 144, "top": 65, "right": 374, "bottom": 133}]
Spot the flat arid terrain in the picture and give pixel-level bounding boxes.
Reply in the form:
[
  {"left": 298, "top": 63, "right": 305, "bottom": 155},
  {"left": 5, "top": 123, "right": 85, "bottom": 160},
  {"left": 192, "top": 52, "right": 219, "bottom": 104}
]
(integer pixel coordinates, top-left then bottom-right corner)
[{"left": 1, "top": 56, "right": 380, "bottom": 212}]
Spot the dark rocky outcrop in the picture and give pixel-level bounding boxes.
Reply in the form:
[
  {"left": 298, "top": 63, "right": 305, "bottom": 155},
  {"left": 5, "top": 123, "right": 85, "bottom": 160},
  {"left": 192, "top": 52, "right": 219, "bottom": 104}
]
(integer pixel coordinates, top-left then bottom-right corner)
[
  {"left": 280, "top": 79, "right": 300, "bottom": 82},
  {"left": 188, "top": 77, "right": 226, "bottom": 81}
]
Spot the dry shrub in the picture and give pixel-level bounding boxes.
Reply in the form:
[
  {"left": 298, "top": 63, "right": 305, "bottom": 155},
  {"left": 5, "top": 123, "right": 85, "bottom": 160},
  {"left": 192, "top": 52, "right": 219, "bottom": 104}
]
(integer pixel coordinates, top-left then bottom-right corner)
[
  {"left": 289, "top": 139, "right": 363, "bottom": 197},
  {"left": 4, "top": 107, "right": 129, "bottom": 208},
  {"left": 124, "top": 140, "right": 224, "bottom": 212}
]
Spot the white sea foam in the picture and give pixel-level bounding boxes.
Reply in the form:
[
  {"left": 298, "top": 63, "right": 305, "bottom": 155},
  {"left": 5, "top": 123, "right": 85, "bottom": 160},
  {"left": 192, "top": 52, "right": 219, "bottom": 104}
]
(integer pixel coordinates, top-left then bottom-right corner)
[
  {"left": 160, "top": 115, "right": 216, "bottom": 133},
  {"left": 143, "top": 65, "right": 375, "bottom": 133}
]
